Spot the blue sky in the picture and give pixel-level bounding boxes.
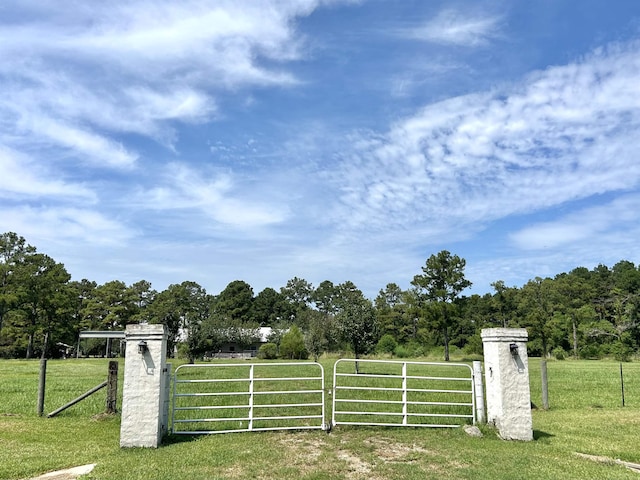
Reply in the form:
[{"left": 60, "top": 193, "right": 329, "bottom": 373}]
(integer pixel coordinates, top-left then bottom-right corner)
[{"left": 2, "top": 0, "right": 640, "bottom": 299}]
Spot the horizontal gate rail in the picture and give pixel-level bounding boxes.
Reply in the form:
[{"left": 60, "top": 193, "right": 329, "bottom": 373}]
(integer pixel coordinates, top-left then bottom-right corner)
[
  {"left": 172, "top": 362, "right": 326, "bottom": 435},
  {"left": 332, "top": 359, "right": 475, "bottom": 429}
]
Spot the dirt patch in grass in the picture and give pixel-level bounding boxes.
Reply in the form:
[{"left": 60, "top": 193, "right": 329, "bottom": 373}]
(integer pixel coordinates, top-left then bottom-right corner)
[
  {"left": 279, "top": 432, "right": 326, "bottom": 462},
  {"left": 90, "top": 412, "right": 116, "bottom": 421},
  {"left": 279, "top": 433, "right": 385, "bottom": 480},
  {"left": 336, "top": 450, "right": 381, "bottom": 480},
  {"left": 364, "top": 436, "right": 432, "bottom": 463}
]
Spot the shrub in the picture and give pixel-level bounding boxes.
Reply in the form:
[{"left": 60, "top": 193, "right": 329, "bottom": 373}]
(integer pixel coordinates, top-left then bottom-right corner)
[
  {"left": 552, "top": 347, "right": 566, "bottom": 360},
  {"left": 257, "top": 343, "right": 278, "bottom": 360},
  {"left": 176, "top": 342, "right": 191, "bottom": 360},
  {"left": 406, "top": 341, "right": 425, "bottom": 357},
  {"left": 394, "top": 345, "right": 410, "bottom": 358},
  {"left": 611, "top": 341, "right": 633, "bottom": 362},
  {"left": 279, "top": 326, "right": 309, "bottom": 360},
  {"left": 579, "top": 344, "right": 603, "bottom": 360},
  {"left": 376, "top": 334, "right": 398, "bottom": 355},
  {"left": 463, "top": 335, "right": 483, "bottom": 356}
]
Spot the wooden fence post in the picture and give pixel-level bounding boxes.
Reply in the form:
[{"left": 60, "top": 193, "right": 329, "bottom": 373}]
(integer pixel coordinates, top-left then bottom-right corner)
[
  {"left": 106, "top": 361, "right": 118, "bottom": 414},
  {"left": 541, "top": 360, "right": 549, "bottom": 410},
  {"left": 620, "top": 363, "right": 625, "bottom": 407},
  {"left": 37, "top": 358, "right": 47, "bottom": 416}
]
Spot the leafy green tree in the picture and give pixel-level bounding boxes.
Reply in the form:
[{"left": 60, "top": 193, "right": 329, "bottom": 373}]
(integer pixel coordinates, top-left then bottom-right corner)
[
  {"left": 251, "top": 287, "right": 291, "bottom": 326},
  {"left": 402, "top": 288, "right": 427, "bottom": 343},
  {"left": 312, "top": 280, "right": 339, "bottom": 316},
  {"left": 212, "top": 280, "right": 254, "bottom": 323},
  {"left": 376, "top": 333, "right": 398, "bottom": 355},
  {"left": 82, "top": 280, "right": 137, "bottom": 331},
  {"left": 310, "top": 280, "right": 341, "bottom": 353},
  {"left": 518, "top": 277, "right": 556, "bottom": 356},
  {"left": 129, "top": 280, "right": 156, "bottom": 324},
  {"left": 591, "top": 264, "right": 614, "bottom": 323},
  {"left": 612, "top": 260, "right": 640, "bottom": 293},
  {"left": 304, "top": 309, "right": 331, "bottom": 361},
  {"left": 279, "top": 325, "right": 308, "bottom": 359},
  {"left": 336, "top": 284, "right": 378, "bottom": 367},
  {"left": 375, "top": 283, "right": 410, "bottom": 342},
  {"left": 411, "top": 251, "right": 471, "bottom": 361},
  {"left": 149, "top": 281, "right": 211, "bottom": 359},
  {"left": 63, "top": 279, "right": 97, "bottom": 355},
  {"left": 212, "top": 319, "right": 261, "bottom": 352},
  {"left": 14, "top": 253, "right": 71, "bottom": 358},
  {"left": 490, "top": 280, "right": 518, "bottom": 328},
  {"left": 280, "top": 277, "right": 313, "bottom": 324},
  {"left": 335, "top": 281, "right": 363, "bottom": 310},
  {"left": 553, "top": 269, "right": 596, "bottom": 357},
  {"left": 0, "top": 232, "right": 36, "bottom": 340}
]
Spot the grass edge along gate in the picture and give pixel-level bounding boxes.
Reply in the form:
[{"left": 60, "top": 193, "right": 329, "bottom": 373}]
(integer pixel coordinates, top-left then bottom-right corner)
[{"left": 171, "top": 359, "right": 476, "bottom": 435}]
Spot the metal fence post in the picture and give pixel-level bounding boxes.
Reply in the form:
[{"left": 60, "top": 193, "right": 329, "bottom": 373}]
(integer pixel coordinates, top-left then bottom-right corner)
[{"left": 473, "top": 361, "right": 485, "bottom": 424}]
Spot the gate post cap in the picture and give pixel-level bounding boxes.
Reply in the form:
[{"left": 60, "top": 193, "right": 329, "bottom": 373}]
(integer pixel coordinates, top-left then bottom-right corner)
[{"left": 481, "top": 328, "right": 528, "bottom": 342}]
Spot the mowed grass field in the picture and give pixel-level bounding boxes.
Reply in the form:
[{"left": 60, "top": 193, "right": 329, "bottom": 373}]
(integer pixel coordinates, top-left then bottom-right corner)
[{"left": 0, "top": 356, "right": 639, "bottom": 480}]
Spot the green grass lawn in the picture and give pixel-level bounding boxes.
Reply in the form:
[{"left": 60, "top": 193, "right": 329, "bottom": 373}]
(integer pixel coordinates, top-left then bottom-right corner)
[{"left": 1, "top": 356, "right": 639, "bottom": 480}]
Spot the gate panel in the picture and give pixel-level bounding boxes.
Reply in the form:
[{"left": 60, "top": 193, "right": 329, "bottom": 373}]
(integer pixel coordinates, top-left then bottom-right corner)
[
  {"left": 332, "top": 359, "right": 475, "bottom": 428},
  {"left": 172, "top": 362, "right": 325, "bottom": 434}
]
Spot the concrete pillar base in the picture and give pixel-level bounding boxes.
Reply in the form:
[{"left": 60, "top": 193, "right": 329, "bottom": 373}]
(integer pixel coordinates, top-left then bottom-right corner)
[
  {"left": 120, "top": 324, "right": 168, "bottom": 448},
  {"left": 481, "top": 328, "right": 533, "bottom": 441}
]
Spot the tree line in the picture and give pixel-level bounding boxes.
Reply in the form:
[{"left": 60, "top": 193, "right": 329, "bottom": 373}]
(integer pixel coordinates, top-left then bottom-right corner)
[{"left": 1, "top": 231, "right": 638, "bottom": 361}]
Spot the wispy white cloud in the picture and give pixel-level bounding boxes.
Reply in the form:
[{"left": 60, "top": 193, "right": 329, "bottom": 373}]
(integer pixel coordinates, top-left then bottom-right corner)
[
  {"left": 0, "top": 206, "right": 134, "bottom": 246},
  {"left": 465, "top": 193, "right": 640, "bottom": 290},
  {"left": 407, "top": 8, "right": 502, "bottom": 47},
  {"left": 510, "top": 194, "right": 640, "bottom": 251},
  {"left": 330, "top": 41, "right": 640, "bottom": 244},
  {"left": 0, "top": 1, "right": 322, "bottom": 169},
  {"left": 23, "top": 116, "right": 139, "bottom": 169},
  {"left": 0, "top": 146, "right": 96, "bottom": 200},
  {"left": 138, "top": 163, "right": 290, "bottom": 229},
  {"left": 389, "top": 58, "right": 467, "bottom": 98}
]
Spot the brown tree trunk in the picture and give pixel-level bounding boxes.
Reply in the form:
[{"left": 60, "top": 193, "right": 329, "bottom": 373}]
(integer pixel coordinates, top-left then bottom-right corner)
[
  {"left": 443, "top": 327, "right": 450, "bottom": 362},
  {"left": 572, "top": 316, "right": 578, "bottom": 359},
  {"left": 26, "top": 334, "right": 34, "bottom": 359}
]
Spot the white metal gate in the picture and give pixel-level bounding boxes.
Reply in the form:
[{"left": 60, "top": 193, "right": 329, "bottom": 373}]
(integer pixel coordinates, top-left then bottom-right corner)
[
  {"left": 332, "top": 359, "right": 475, "bottom": 428},
  {"left": 172, "top": 362, "right": 326, "bottom": 434}
]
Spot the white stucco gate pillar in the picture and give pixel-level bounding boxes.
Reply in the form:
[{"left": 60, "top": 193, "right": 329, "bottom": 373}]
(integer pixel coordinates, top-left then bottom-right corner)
[
  {"left": 120, "top": 324, "right": 169, "bottom": 448},
  {"left": 481, "top": 328, "right": 533, "bottom": 441}
]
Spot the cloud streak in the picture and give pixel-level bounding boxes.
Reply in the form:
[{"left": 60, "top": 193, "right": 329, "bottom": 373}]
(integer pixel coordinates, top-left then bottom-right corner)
[
  {"left": 0, "top": 146, "right": 96, "bottom": 201},
  {"left": 0, "top": 0, "right": 320, "bottom": 170},
  {"left": 407, "top": 8, "right": 502, "bottom": 47},
  {"left": 139, "top": 163, "right": 290, "bottom": 229},
  {"left": 331, "top": 41, "right": 640, "bottom": 244}
]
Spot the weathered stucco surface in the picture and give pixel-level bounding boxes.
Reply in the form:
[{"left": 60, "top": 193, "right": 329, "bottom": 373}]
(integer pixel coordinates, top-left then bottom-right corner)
[
  {"left": 481, "top": 328, "right": 533, "bottom": 441},
  {"left": 120, "top": 324, "right": 168, "bottom": 448}
]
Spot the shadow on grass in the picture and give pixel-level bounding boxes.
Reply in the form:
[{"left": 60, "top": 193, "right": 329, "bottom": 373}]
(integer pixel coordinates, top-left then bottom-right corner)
[
  {"left": 533, "top": 430, "right": 554, "bottom": 440},
  {"left": 162, "top": 433, "right": 202, "bottom": 446}
]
